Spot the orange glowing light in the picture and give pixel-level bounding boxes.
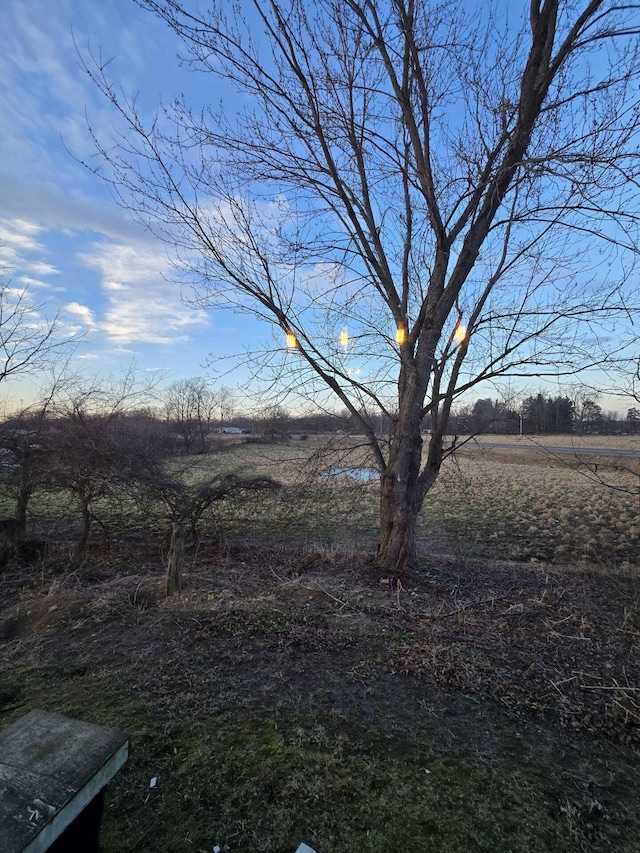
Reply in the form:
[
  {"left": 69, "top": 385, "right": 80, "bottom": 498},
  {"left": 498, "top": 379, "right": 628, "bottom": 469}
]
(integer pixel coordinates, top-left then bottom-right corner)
[
  {"left": 453, "top": 323, "right": 467, "bottom": 344},
  {"left": 395, "top": 323, "right": 407, "bottom": 345},
  {"left": 285, "top": 329, "right": 298, "bottom": 350},
  {"left": 340, "top": 327, "right": 349, "bottom": 349}
]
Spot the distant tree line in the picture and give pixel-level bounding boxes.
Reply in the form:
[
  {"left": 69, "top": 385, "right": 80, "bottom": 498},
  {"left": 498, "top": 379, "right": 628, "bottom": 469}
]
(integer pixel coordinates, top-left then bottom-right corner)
[{"left": 451, "top": 393, "right": 638, "bottom": 436}]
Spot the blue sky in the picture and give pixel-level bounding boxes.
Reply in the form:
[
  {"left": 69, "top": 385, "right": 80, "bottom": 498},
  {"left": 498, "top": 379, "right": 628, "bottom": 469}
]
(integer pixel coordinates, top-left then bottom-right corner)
[
  {"left": 0, "top": 0, "right": 265, "bottom": 408},
  {"left": 1, "top": 0, "right": 636, "bottom": 417}
]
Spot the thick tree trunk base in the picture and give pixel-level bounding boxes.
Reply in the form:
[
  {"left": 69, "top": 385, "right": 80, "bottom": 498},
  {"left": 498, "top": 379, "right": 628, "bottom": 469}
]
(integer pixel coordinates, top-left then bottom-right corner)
[
  {"left": 376, "top": 468, "right": 421, "bottom": 574},
  {"left": 374, "top": 511, "right": 418, "bottom": 575},
  {"left": 373, "top": 541, "right": 416, "bottom": 576}
]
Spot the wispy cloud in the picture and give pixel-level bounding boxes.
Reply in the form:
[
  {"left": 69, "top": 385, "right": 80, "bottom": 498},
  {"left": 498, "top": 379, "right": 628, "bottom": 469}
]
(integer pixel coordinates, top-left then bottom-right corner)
[
  {"left": 0, "top": 219, "right": 42, "bottom": 270},
  {"left": 79, "top": 241, "right": 210, "bottom": 345},
  {"left": 0, "top": 219, "right": 42, "bottom": 251},
  {"left": 18, "top": 276, "right": 48, "bottom": 288},
  {"left": 0, "top": 0, "right": 234, "bottom": 391},
  {"left": 65, "top": 301, "right": 97, "bottom": 328},
  {"left": 0, "top": 0, "right": 176, "bottom": 241},
  {"left": 27, "top": 261, "right": 60, "bottom": 277},
  {"left": 0, "top": 218, "right": 59, "bottom": 281},
  {"left": 0, "top": 175, "right": 154, "bottom": 245},
  {"left": 1, "top": 0, "right": 91, "bottom": 184}
]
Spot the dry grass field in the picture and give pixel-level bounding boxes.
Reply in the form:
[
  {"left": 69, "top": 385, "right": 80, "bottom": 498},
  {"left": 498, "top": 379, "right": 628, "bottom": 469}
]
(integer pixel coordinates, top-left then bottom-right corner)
[
  {"left": 425, "top": 441, "right": 639, "bottom": 566},
  {"left": 179, "top": 435, "right": 639, "bottom": 567},
  {"left": 469, "top": 434, "right": 640, "bottom": 450}
]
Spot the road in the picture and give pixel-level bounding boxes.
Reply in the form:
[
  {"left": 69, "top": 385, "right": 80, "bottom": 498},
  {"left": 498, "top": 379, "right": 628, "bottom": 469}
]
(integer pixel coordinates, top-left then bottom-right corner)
[{"left": 456, "top": 441, "right": 640, "bottom": 458}]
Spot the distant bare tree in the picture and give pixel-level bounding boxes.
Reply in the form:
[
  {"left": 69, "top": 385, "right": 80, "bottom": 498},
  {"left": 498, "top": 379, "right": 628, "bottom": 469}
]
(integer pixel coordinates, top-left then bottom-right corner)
[
  {"left": 217, "top": 385, "right": 235, "bottom": 434},
  {"left": 572, "top": 391, "right": 603, "bottom": 435},
  {"left": 258, "top": 405, "right": 293, "bottom": 441},
  {"left": 47, "top": 370, "right": 159, "bottom": 563},
  {"left": 85, "top": 0, "right": 640, "bottom": 571},
  {"left": 164, "top": 377, "right": 220, "bottom": 451},
  {"left": 164, "top": 379, "right": 198, "bottom": 452}
]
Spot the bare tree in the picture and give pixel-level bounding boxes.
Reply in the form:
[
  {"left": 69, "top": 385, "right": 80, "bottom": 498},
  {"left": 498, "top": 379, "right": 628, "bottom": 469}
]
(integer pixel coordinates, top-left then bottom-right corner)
[
  {"left": 217, "top": 385, "right": 235, "bottom": 434},
  {"left": 164, "top": 378, "right": 200, "bottom": 452},
  {"left": 147, "top": 470, "right": 280, "bottom": 540},
  {"left": 164, "top": 377, "right": 220, "bottom": 451},
  {"left": 84, "top": 0, "right": 640, "bottom": 571},
  {"left": 0, "top": 405, "right": 52, "bottom": 542},
  {"left": 47, "top": 370, "right": 160, "bottom": 563},
  {"left": 257, "top": 404, "right": 293, "bottom": 441},
  {"left": 570, "top": 389, "right": 604, "bottom": 435},
  {"left": 0, "top": 281, "right": 65, "bottom": 384},
  {"left": 0, "top": 287, "right": 76, "bottom": 556}
]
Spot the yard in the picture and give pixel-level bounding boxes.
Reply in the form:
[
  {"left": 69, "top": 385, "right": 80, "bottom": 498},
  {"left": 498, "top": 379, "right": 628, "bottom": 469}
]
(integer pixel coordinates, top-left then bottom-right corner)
[{"left": 0, "top": 437, "right": 639, "bottom": 852}]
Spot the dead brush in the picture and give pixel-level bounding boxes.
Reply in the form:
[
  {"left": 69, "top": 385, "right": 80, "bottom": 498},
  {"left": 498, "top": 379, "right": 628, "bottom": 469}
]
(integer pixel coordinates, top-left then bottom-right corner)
[
  {"left": 606, "top": 692, "right": 640, "bottom": 726},
  {"left": 621, "top": 602, "right": 640, "bottom": 633}
]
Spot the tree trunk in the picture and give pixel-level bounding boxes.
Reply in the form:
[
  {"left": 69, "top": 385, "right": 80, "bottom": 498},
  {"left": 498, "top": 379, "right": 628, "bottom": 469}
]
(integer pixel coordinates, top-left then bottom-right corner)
[
  {"left": 375, "top": 416, "right": 445, "bottom": 574},
  {"left": 16, "top": 489, "right": 28, "bottom": 539},
  {"left": 376, "top": 474, "right": 422, "bottom": 574},
  {"left": 166, "top": 521, "right": 185, "bottom": 596},
  {"left": 15, "top": 483, "right": 30, "bottom": 547},
  {"left": 375, "top": 411, "right": 426, "bottom": 574},
  {"left": 72, "top": 499, "right": 91, "bottom": 565}
]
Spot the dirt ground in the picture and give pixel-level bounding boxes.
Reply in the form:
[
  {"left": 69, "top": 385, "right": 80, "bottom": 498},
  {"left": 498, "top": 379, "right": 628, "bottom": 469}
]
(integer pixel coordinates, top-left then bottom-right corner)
[{"left": 1, "top": 541, "right": 640, "bottom": 851}]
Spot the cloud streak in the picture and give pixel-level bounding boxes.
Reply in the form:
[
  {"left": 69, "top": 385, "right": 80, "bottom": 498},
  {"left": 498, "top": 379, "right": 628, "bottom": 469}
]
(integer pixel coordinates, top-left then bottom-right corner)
[
  {"left": 79, "top": 241, "right": 210, "bottom": 345},
  {"left": 0, "top": 218, "right": 60, "bottom": 282},
  {"left": 65, "top": 301, "right": 97, "bottom": 328}
]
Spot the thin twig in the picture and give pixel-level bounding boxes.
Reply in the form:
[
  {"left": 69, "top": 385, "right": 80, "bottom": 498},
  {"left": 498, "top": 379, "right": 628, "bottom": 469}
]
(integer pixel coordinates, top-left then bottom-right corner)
[
  {"left": 550, "top": 674, "right": 579, "bottom": 694},
  {"left": 443, "top": 587, "right": 514, "bottom": 618}
]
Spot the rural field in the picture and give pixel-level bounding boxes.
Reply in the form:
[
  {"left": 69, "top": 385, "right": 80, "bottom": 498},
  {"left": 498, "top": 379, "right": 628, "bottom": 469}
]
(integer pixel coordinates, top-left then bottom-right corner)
[
  {"left": 1, "top": 436, "right": 639, "bottom": 852},
  {"left": 187, "top": 435, "right": 640, "bottom": 567}
]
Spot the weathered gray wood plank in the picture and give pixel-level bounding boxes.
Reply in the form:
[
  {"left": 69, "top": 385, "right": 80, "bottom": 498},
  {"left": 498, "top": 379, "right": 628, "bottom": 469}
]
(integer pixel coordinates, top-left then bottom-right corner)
[{"left": 0, "top": 709, "right": 128, "bottom": 853}]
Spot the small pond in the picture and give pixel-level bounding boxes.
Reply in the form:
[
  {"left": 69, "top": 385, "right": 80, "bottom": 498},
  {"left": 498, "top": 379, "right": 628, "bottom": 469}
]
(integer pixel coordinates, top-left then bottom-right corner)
[{"left": 320, "top": 468, "right": 380, "bottom": 482}]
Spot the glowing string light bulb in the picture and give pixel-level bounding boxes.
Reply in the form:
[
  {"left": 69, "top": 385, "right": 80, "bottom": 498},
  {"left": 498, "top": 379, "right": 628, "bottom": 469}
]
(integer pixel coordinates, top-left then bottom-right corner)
[
  {"left": 285, "top": 329, "right": 298, "bottom": 350},
  {"left": 453, "top": 322, "right": 467, "bottom": 346},
  {"left": 395, "top": 322, "right": 408, "bottom": 346},
  {"left": 340, "top": 327, "right": 349, "bottom": 350}
]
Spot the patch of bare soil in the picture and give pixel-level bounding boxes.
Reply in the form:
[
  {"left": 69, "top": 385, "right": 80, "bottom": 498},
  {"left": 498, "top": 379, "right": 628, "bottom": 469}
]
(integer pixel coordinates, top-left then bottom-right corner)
[{"left": 1, "top": 541, "right": 638, "bottom": 758}]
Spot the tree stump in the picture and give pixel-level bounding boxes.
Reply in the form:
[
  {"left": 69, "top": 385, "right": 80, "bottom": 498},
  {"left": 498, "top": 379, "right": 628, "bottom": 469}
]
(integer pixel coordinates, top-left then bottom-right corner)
[{"left": 166, "top": 521, "right": 185, "bottom": 597}]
